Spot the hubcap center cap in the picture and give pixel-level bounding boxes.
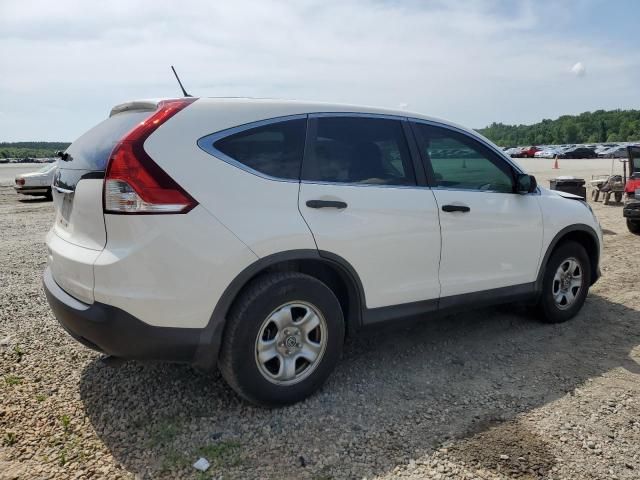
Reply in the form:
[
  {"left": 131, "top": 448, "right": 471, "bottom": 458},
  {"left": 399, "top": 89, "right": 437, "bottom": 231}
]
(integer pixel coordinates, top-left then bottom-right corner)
[{"left": 278, "top": 327, "right": 302, "bottom": 355}]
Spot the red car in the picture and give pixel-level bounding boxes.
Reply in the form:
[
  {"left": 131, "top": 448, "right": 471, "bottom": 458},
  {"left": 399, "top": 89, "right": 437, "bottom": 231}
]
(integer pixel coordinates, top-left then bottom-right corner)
[{"left": 520, "top": 146, "right": 541, "bottom": 158}]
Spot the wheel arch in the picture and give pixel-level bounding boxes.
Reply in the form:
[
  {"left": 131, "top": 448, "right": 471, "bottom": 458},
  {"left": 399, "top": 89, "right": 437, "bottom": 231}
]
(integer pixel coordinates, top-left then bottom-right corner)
[
  {"left": 535, "top": 224, "right": 600, "bottom": 292},
  {"left": 192, "top": 250, "right": 365, "bottom": 370}
]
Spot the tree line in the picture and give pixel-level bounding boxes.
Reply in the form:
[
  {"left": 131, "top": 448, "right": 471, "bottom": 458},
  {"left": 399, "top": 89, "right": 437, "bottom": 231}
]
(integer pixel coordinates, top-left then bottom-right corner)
[
  {"left": 476, "top": 109, "right": 640, "bottom": 147},
  {"left": 3, "top": 109, "right": 640, "bottom": 157},
  {"left": 0, "top": 142, "right": 70, "bottom": 159}
]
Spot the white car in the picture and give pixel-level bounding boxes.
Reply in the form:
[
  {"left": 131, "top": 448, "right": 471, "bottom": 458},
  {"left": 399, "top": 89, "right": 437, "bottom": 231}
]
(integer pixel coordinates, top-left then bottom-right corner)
[
  {"left": 14, "top": 163, "right": 57, "bottom": 199},
  {"left": 43, "top": 98, "right": 602, "bottom": 406}
]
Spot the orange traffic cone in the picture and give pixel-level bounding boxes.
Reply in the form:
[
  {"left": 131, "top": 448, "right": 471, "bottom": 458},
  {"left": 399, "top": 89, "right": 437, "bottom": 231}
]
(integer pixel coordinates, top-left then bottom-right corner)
[{"left": 553, "top": 155, "right": 559, "bottom": 169}]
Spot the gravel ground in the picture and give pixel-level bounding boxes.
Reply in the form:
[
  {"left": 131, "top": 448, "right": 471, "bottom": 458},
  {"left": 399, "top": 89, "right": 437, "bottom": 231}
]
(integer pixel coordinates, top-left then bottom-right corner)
[{"left": 1, "top": 162, "right": 639, "bottom": 479}]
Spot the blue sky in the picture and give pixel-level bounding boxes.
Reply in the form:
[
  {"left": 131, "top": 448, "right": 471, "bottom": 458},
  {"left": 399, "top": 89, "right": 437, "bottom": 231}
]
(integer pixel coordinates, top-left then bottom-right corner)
[{"left": 1, "top": 0, "right": 639, "bottom": 141}]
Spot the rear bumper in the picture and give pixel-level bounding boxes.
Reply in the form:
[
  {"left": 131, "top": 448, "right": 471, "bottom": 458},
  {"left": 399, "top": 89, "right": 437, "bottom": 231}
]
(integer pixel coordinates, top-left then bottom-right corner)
[
  {"left": 43, "top": 266, "right": 204, "bottom": 363},
  {"left": 14, "top": 185, "right": 49, "bottom": 195},
  {"left": 623, "top": 200, "right": 640, "bottom": 219}
]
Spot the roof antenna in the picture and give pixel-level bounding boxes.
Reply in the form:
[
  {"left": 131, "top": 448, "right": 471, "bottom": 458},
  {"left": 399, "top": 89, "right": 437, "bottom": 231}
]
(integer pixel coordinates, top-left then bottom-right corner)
[{"left": 171, "top": 66, "right": 192, "bottom": 97}]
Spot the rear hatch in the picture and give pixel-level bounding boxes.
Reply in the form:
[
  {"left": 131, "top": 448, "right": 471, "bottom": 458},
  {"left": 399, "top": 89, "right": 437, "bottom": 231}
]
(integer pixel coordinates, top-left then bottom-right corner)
[
  {"left": 52, "top": 106, "right": 155, "bottom": 249},
  {"left": 49, "top": 103, "right": 157, "bottom": 302}
]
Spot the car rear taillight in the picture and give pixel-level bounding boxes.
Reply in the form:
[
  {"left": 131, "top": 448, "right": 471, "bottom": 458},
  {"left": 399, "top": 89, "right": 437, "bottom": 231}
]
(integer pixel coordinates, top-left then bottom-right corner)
[
  {"left": 16, "top": 178, "right": 25, "bottom": 186},
  {"left": 103, "top": 98, "right": 198, "bottom": 214}
]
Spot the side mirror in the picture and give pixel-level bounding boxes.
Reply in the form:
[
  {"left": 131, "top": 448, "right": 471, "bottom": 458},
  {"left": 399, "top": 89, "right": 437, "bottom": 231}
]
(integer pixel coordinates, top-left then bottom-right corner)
[{"left": 516, "top": 173, "right": 537, "bottom": 194}]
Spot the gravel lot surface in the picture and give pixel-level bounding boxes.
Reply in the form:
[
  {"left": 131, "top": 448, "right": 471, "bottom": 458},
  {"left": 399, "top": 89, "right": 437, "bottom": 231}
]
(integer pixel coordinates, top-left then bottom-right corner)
[{"left": 1, "top": 161, "right": 639, "bottom": 479}]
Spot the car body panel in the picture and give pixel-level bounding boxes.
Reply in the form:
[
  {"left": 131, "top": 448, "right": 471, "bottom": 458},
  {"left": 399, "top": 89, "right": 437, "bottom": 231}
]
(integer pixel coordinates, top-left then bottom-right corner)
[
  {"left": 433, "top": 189, "right": 544, "bottom": 296},
  {"left": 299, "top": 183, "right": 442, "bottom": 308},
  {"left": 94, "top": 206, "right": 258, "bottom": 328}
]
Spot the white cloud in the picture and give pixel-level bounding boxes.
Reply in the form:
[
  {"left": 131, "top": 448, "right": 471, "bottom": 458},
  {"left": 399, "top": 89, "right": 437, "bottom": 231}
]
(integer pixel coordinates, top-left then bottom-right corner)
[
  {"left": 0, "top": 0, "right": 639, "bottom": 140},
  {"left": 571, "top": 62, "right": 586, "bottom": 77}
]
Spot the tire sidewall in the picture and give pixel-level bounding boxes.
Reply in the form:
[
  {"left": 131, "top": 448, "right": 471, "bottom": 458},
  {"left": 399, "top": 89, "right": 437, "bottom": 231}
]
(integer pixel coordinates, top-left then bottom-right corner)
[
  {"left": 225, "top": 275, "right": 344, "bottom": 406},
  {"left": 540, "top": 242, "right": 591, "bottom": 323}
]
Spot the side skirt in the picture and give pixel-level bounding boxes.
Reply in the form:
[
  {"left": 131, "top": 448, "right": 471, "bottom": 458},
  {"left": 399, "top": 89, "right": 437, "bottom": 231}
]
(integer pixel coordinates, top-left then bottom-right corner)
[{"left": 361, "top": 282, "right": 538, "bottom": 327}]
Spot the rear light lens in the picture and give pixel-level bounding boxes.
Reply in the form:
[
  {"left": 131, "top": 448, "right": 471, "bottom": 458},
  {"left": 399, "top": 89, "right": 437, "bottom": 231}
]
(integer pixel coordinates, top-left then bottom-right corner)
[
  {"left": 103, "top": 98, "right": 198, "bottom": 214},
  {"left": 16, "top": 178, "right": 25, "bottom": 186}
]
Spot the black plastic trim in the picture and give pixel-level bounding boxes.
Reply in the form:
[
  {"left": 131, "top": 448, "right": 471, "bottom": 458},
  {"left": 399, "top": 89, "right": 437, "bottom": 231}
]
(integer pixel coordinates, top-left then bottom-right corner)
[
  {"left": 43, "top": 267, "right": 201, "bottom": 362},
  {"left": 534, "top": 224, "right": 601, "bottom": 290}
]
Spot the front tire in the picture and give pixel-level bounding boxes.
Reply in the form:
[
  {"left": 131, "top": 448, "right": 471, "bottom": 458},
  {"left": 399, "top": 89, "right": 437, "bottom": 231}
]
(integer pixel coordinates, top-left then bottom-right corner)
[
  {"left": 219, "top": 272, "right": 344, "bottom": 407},
  {"left": 45, "top": 188, "right": 53, "bottom": 201},
  {"left": 627, "top": 219, "right": 640, "bottom": 234},
  {"left": 537, "top": 241, "right": 591, "bottom": 323}
]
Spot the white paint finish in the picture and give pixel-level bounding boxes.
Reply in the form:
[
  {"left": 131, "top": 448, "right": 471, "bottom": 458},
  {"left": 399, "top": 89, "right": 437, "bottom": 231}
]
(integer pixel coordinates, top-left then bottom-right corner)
[
  {"left": 433, "top": 190, "right": 543, "bottom": 296},
  {"left": 299, "top": 183, "right": 442, "bottom": 308},
  {"left": 536, "top": 187, "right": 603, "bottom": 270},
  {"left": 52, "top": 179, "right": 106, "bottom": 251},
  {"left": 144, "top": 102, "right": 317, "bottom": 258},
  {"left": 46, "top": 229, "right": 100, "bottom": 304},
  {"left": 93, "top": 206, "right": 258, "bottom": 328}
]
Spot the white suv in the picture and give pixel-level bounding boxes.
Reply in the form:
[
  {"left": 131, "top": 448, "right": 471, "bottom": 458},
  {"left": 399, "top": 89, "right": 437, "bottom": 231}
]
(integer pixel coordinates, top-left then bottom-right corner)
[{"left": 44, "top": 98, "right": 602, "bottom": 406}]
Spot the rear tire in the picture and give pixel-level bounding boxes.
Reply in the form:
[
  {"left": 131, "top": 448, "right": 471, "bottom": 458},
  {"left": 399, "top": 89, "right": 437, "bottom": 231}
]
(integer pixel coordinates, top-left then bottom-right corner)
[
  {"left": 537, "top": 241, "right": 591, "bottom": 324},
  {"left": 627, "top": 219, "right": 640, "bottom": 235},
  {"left": 219, "top": 272, "right": 344, "bottom": 407}
]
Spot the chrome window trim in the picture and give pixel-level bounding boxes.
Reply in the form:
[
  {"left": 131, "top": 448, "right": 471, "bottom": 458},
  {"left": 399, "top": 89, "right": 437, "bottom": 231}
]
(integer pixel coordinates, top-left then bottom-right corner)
[
  {"left": 309, "top": 112, "right": 407, "bottom": 121},
  {"left": 197, "top": 114, "right": 308, "bottom": 183},
  {"left": 300, "top": 179, "right": 430, "bottom": 190}
]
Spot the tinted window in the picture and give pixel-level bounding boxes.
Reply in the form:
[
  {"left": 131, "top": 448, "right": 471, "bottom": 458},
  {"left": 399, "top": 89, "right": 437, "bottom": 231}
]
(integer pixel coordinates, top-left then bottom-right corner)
[
  {"left": 213, "top": 119, "right": 306, "bottom": 180},
  {"left": 303, "top": 117, "right": 416, "bottom": 186},
  {"left": 64, "top": 110, "right": 151, "bottom": 171},
  {"left": 413, "top": 123, "right": 514, "bottom": 193}
]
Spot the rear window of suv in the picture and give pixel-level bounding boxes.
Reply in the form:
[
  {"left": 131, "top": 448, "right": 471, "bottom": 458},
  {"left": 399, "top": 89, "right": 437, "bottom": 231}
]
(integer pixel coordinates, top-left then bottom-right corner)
[
  {"left": 64, "top": 110, "right": 151, "bottom": 171},
  {"left": 212, "top": 118, "right": 306, "bottom": 180}
]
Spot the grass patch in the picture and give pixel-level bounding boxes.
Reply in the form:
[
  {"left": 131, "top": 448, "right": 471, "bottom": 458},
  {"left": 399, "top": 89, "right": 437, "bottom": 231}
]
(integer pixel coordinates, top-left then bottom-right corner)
[
  {"left": 36, "top": 393, "right": 47, "bottom": 402},
  {"left": 4, "top": 375, "right": 22, "bottom": 386},
  {"left": 13, "top": 344, "right": 24, "bottom": 362},
  {"left": 199, "top": 441, "right": 243, "bottom": 468},
  {"left": 160, "top": 448, "right": 189, "bottom": 472},
  {"left": 147, "top": 419, "right": 181, "bottom": 447},
  {"left": 3, "top": 432, "right": 17, "bottom": 446},
  {"left": 60, "top": 414, "right": 71, "bottom": 434}
]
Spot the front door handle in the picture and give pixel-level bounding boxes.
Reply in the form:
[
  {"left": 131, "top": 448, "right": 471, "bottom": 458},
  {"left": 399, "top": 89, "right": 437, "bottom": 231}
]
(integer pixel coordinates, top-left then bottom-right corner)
[
  {"left": 442, "top": 204, "right": 470, "bottom": 213},
  {"left": 306, "top": 200, "right": 348, "bottom": 209}
]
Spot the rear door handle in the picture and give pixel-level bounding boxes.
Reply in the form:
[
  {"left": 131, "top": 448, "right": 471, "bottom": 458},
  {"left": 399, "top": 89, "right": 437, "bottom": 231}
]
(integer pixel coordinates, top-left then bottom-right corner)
[
  {"left": 442, "top": 204, "right": 470, "bottom": 213},
  {"left": 306, "top": 200, "right": 348, "bottom": 209}
]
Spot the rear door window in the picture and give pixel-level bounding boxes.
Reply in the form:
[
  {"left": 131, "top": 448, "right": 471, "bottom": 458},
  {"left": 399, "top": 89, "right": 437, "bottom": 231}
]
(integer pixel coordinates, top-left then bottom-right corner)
[
  {"left": 211, "top": 118, "right": 306, "bottom": 180},
  {"left": 302, "top": 116, "right": 416, "bottom": 186}
]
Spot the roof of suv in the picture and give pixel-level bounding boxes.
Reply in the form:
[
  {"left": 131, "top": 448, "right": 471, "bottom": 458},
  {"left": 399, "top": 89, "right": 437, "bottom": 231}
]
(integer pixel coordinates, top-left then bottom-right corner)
[{"left": 196, "top": 96, "right": 455, "bottom": 126}]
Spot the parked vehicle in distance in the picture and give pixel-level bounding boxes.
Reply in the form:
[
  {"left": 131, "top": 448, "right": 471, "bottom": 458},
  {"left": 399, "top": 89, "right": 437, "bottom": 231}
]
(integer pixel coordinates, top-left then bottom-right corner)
[
  {"left": 534, "top": 148, "right": 560, "bottom": 159},
  {"left": 597, "top": 146, "right": 628, "bottom": 159},
  {"left": 623, "top": 146, "right": 640, "bottom": 233},
  {"left": 505, "top": 147, "right": 524, "bottom": 157},
  {"left": 14, "top": 163, "right": 57, "bottom": 200},
  {"left": 557, "top": 146, "right": 597, "bottom": 159},
  {"left": 520, "top": 146, "right": 541, "bottom": 158},
  {"left": 43, "top": 98, "right": 602, "bottom": 406}
]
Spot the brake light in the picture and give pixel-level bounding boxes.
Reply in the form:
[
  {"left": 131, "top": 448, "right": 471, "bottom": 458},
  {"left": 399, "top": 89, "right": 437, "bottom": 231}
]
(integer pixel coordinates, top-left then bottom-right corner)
[{"left": 103, "top": 98, "right": 198, "bottom": 214}]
